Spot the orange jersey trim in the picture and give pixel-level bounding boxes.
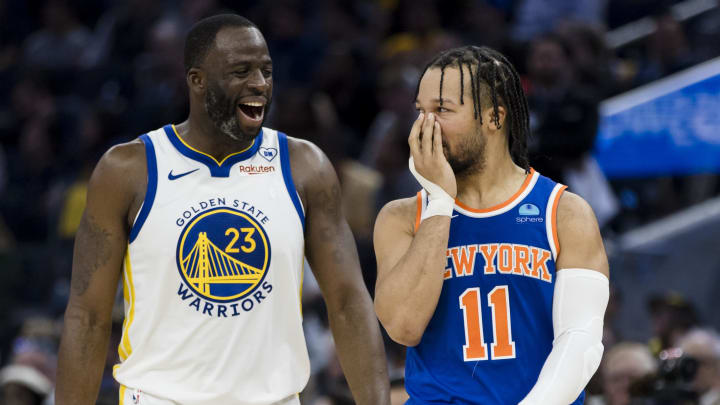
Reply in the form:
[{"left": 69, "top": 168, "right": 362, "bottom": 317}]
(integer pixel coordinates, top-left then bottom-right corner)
[
  {"left": 551, "top": 185, "right": 567, "bottom": 258},
  {"left": 455, "top": 168, "right": 536, "bottom": 213}
]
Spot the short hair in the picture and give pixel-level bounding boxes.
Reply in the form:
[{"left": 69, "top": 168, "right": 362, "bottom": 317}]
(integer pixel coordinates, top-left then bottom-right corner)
[
  {"left": 603, "top": 342, "right": 657, "bottom": 378},
  {"left": 678, "top": 328, "right": 720, "bottom": 360},
  {"left": 415, "top": 46, "right": 531, "bottom": 172},
  {"left": 184, "top": 14, "right": 258, "bottom": 73}
]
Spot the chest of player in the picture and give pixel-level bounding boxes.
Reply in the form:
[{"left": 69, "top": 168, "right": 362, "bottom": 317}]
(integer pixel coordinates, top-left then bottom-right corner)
[
  {"left": 443, "top": 213, "right": 556, "bottom": 286},
  {"left": 125, "top": 127, "right": 305, "bottom": 320}
]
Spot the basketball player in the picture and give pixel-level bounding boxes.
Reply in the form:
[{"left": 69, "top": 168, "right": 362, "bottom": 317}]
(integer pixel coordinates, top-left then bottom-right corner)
[
  {"left": 56, "top": 15, "right": 390, "bottom": 405},
  {"left": 374, "top": 46, "right": 609, "bottom": 404}
]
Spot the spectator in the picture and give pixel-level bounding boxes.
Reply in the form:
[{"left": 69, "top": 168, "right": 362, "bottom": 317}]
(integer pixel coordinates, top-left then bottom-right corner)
[
  {"left": 556, "top": 20, "right": 619, "bottom": 97},
  {"left": 525, "top": 33, "right": 619, "bottom": 226},
  {"left": 512, "top": 0, "right": 607, "bottom": 42},
  {"left": 634, "top": 8, "right": 699, "bottom": 86},
  {"left": 0, "top": 364, "right": 52, "bottom": 405},
  {"left": 647, "top": 292, "right": 700, "bottom": 356},
  {"left": 526, "top": 33, "right": 599, "bottom": 183},
  {"left": 22, "top": 0, "right": 91, "bottom": 71},
  {"left": 593, "top": 342, "right": 657, "bottom": 405},
  {"left": 678, "top": 328, "right": 720, "bottom": 405}
]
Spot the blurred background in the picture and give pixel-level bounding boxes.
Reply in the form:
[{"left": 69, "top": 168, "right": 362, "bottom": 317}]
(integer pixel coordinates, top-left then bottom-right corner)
[{"left": 0, "top": 0, "right": 719, "bottom": 404}]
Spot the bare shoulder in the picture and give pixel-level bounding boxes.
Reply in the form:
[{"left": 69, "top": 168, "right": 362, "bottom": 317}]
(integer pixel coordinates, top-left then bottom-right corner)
[
  {"left": 286, "top": 136, "right": 338, "bottom": 206},
  {"left": 287, "top": 136, "right": 333, "bottom": 179},
  {"left": 94, "top": 139, "right": 147, "bottom": 183},
  {"left": 555, "top": 191, "right": 609, "bottom": 276},
  {"left": 89, "top": 138, "right": 148, "bottom": 226},
  {"left": 378, "top": 197, "right": 417, "bottom": 226},
  {"left": 375, "top": 196, "right": 418, "bottom": 239},
  {"left": 556, "top": 191, "right": 597, "bottom": 231}
]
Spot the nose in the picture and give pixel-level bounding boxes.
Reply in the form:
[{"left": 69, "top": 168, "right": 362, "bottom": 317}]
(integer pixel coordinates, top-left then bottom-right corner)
[{"left": 247, "top": 69, "right": 270, "bottom": 92}]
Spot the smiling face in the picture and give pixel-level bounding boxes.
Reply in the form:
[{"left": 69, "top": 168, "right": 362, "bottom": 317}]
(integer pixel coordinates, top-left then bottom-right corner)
[
  {"left": 415, "top": 65, "right": 490, "bottom": 176},
  {"left": 199, "top": 26, "right": 272, "bottom": 142}
]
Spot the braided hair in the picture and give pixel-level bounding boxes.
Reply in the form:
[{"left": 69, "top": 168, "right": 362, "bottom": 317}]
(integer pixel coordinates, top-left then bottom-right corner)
[{"left": 415, "top": 45, "right": 531, "bottom": 172}]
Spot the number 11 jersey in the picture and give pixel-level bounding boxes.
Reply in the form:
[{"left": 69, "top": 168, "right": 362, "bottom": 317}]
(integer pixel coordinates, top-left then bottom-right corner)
[{"left": 405, "top": 170, "right": 584, "bottom": 405}]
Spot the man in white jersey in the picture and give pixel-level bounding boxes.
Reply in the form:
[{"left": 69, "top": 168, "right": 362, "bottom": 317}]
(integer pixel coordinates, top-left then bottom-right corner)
[
  {"left": 56, "top": 14, "right": 390, "bottom": 405},
  {"left": 374, "top": 46, "right": 609, "bottom": 404}
]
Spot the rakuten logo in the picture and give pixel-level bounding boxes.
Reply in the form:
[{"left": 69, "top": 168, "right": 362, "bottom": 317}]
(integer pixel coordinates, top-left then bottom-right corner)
[{"left": 238, "top": 165, "right": 276, "bottom": 175}]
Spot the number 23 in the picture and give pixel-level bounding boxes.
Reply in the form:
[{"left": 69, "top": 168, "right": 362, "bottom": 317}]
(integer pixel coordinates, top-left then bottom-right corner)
[{"left": 225, "top": 227, "right": 256, "bottom": 253}]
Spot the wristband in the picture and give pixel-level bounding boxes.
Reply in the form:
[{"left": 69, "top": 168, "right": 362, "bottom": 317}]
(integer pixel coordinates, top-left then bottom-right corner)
[{"left": 409, "top": 157, "right": 455, "bottom": 219}]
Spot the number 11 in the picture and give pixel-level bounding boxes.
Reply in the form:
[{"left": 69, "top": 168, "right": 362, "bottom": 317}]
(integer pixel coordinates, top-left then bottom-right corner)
[{"left": 459, "top": 286, "right": 516, "bottom": 361}]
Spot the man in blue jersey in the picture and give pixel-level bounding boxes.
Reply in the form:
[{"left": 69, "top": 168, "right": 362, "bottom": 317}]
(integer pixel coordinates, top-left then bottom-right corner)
[
  {"left": 374, "top": 45, "right": 609, "bottom": 404},
  {"left": 56, "top": 14, "right": 390, "bottom": 405}
]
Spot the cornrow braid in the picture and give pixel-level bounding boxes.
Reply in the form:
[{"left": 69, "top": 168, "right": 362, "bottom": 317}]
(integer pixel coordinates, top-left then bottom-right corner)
[
  {"left": 414, "top": 45, "right": 531, "bottom": 172},
  {"left": 458, "top": 58, "right": 464, "bottom": 104},
  {"left": 439, "top": 66, "right": 445, "bottom": 106}
]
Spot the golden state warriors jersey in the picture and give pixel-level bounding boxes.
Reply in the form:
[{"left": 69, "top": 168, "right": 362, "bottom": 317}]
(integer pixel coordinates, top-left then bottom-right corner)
[{"left": 112, "top": 125, "right": 308, "bottom": 405}]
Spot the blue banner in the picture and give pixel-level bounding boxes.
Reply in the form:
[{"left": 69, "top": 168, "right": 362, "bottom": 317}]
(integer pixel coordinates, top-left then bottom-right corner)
[{"left": 595, "top": 57, "right": 720, "bottom": 178}]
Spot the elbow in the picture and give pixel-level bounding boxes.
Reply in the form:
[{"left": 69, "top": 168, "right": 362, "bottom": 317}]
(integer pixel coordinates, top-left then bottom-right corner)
[
  {"left": 374, "top": 302, "right": 424, "bottom": 347},
  {"left": 388, "top": 328, "right": 422, "bottom": 347},
  {"left": 63, "top": 300, "right": 110, "bottom": 332}
]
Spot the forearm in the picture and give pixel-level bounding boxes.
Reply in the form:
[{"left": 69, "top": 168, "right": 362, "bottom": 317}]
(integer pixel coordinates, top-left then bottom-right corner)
[
  {"left": 56, "top": 303, "right": 113, "bottom": 405},
  {"left": 328, "top": 288, "right": 390, "bottom": 405},
  {"left": 375, "top": 216, "right": 450, "bottom": 344},
  {"left": 519, "top": 269, "right": 608, "bottom": 405}
]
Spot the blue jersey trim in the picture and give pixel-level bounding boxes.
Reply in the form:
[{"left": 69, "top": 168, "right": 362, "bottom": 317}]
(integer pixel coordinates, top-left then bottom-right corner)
[
  {"left": 162, "top": 124, "right": 263, "bottom": 177},
  {"left": 129, "top": 134, "right": 157, "bottom": 243},
  {"left": 278, "top": 132, "right": 305, "bottom": 232}
]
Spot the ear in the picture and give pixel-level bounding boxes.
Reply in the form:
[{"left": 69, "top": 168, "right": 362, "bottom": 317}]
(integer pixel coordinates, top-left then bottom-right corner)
[
  {"left": 483, "top": 105, "right": 507, "bottom": 132},
  {"left": 187, "top": 68, "right": 205, "bottom": 95}
]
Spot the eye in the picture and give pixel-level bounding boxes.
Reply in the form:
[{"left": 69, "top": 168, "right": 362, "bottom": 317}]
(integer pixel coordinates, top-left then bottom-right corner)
[
  {"left": 262, "top": 68, "right": 272, "bottom": 78},
  {"left": 438, "top": 107, "right": 449, "bottom": 113},
  {"left": 232, "top": 70, "right": 249, "bottom": 77}
]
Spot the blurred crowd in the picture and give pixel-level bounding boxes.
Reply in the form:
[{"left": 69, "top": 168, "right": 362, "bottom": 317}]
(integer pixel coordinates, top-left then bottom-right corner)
[{"left": 1, "top": 0, "right": 720, "bottom": 404}]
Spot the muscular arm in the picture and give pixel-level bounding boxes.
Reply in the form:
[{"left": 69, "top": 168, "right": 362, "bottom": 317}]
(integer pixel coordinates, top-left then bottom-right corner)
[
  {"left": 519, "top": 191, "right": 609, "bottom": 405},
  {"left": 373, "top": 200, "right": 450, "bottom": 346},
  {"left": 56, "top": 141, "right": 146, "bottom": 405},
  {"left": 555, "top": 192, "right": 609, "bottom": 276},
  {"left": 289, "top": 138, "right": 390, "bottom": 405},
  {"left": 374, "top": 112, "right": 456, "bottom": 346}
]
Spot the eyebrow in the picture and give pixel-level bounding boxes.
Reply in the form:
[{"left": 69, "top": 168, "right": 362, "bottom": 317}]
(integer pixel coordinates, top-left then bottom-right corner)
[
  {"left": 415, "top": 98, "right": 458, "bottom": 105},
  {"left": 227, "top": 58, "right": 273, "bottom": 66}
]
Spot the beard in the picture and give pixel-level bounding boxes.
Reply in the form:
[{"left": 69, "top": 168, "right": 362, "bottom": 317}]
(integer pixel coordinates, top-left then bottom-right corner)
[
  {"left": 445, "top": 126, "right": 486, "bottom": 178},
  {"left": 204, "top": 81, "right": 266, "bottom": 143}
]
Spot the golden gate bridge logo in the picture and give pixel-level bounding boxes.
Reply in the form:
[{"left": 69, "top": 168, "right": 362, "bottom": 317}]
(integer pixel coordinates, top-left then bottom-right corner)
[{"left": 176, "top": 208, "right": 270, "bottom": 302}]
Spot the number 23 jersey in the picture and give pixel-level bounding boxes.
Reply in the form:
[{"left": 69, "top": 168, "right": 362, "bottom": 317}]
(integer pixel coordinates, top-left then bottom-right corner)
[
  {"left": 112, "top": 125, "right": 308, "bottom": 405},
  {"left": 405, "top": 170, "right": 584, "bottom": 405}
]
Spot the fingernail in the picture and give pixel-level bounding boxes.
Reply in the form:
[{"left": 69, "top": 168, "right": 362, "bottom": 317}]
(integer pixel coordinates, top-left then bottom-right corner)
[
  {"left": 428, "top": 113, "right": 434, "bottom": 119},
  {"left": 418, "top": 112, "right": 424, "bottom": 119}
]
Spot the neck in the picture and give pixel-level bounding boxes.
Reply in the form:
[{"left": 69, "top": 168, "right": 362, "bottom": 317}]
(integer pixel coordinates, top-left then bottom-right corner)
[
  {"left": 455, "top": 138, "right": 528, "bottom": 210},
  {"left": 177, "top": 107, "right": 255, "bottom": 163}
]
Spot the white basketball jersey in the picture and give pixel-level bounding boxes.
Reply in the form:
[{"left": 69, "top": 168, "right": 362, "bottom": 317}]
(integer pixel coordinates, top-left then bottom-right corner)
[{"left": 112, "top": 125, "right": 309, "bottom": 404}]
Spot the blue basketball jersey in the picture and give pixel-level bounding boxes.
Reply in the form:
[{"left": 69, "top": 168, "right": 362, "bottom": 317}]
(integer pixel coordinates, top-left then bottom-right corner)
[{"left": 405, "top": 169, "right": 584, "bottom": 405}]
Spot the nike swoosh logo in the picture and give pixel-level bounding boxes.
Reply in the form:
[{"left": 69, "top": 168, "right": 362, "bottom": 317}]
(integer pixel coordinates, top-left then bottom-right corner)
[
  {"left": 451, "top": 214, "right": 459, "bottom": 218},
  {"left": 168, "top": 168, "right": 199, "bottom": 180}
]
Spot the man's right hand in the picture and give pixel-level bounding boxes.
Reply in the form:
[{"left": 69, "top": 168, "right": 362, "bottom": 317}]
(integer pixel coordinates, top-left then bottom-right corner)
[{"left": 408, "top": 112, "right": 457, "bottom": 199}]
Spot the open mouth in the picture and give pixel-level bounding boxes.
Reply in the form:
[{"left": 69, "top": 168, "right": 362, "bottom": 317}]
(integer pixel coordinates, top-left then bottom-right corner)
[{"left": 237, "top": 101, "right": 265, "bottom": 123}]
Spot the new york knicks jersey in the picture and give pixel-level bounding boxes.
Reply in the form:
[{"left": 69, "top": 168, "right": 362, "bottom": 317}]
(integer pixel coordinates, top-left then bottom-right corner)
[
  {"left": 405, "top": 170, "right": 584, "bottom": 405},
  {"left": 112, "top": 125, "right": 308, "bottom": 405}
]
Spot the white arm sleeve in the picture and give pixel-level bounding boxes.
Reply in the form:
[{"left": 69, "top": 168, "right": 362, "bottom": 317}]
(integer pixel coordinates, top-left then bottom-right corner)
[{"left": 518, "top": 268, "right": 609, "bottom": 405}]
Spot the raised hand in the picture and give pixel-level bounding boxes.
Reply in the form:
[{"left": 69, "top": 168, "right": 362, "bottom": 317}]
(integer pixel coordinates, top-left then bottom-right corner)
[{"left": 408, "top": 113, "right": 457, "bottom": 199}]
